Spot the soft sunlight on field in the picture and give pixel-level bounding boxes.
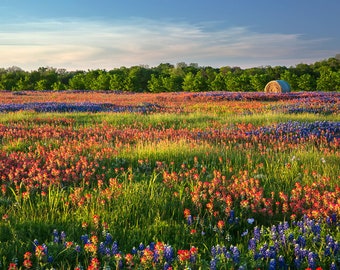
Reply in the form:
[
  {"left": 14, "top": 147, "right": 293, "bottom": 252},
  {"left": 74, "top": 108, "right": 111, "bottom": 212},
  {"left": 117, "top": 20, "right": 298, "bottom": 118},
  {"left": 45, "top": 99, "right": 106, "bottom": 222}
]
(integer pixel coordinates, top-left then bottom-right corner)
[{"left": 0, "top": 91, "right": 339, "bottom": 269}]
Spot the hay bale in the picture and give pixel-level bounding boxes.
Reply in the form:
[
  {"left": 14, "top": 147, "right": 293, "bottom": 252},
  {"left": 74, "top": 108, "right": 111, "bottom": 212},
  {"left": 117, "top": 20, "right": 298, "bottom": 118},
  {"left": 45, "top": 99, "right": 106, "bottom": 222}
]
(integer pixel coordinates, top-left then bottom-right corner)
[{"left": 264, "top": 80, "right": 291, "bottom": 93}]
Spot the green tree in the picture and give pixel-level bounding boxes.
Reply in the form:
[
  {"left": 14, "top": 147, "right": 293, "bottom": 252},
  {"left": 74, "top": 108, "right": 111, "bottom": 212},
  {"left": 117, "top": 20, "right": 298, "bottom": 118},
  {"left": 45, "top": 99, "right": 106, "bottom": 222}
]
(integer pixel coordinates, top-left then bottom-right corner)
[
  {"left": 193, "top": 70, "right": 208, "bottom": 92},
  {"left": 182, "top": 72, "right": 196, "bottom": 92},
  {"left": 35, "top": 79, "right": 49, "bottom": 90},
  {"left": 147, "top": 74, "right": 166, "bottom": 93},
  {"left": 52, "top": 81, "right": 66, "bottom": 91},
  {"left": 125, "top": 66, "right": 152, "bottom": 92},
  {"left": 250, "top": 74, "right": 270, "bottom": 92},
  {"left": 297, "top": 73, "right": 316, "bottom": 91},
  {"left": 163, "top": 75, "right": 183, "bottom": 92},
  {"left": 280, "top": 70, "right": 298, "bottom": 91},
  {"left": 109, "top": 73, "right": 126, "bottom": 91},
  {"left": 68, "top": 73, "right": 86, "bottom": 90},
  {"left": 91, "top": 71, "right": 110, "bottom": 90},
  {"left": 210, "top": 73, "right": 226, "bottom": 91},
  {"left": 316, "top": 67, "right": 338, "bottom": 91}
]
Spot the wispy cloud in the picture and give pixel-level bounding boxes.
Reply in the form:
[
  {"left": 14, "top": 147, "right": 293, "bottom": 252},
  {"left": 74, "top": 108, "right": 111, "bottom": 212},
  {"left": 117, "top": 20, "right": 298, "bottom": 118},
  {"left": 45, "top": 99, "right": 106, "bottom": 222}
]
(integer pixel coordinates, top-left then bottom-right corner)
[{"left": 0, "top": 18, "right": 333, "bottom": 70}]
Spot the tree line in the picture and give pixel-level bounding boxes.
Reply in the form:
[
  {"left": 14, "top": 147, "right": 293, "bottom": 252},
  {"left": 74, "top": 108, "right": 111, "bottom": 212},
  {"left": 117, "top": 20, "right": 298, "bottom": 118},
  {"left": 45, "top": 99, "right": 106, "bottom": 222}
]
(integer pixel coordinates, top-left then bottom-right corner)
[{"left": 1, "top": 56, "right": 340, "bottom": 92}]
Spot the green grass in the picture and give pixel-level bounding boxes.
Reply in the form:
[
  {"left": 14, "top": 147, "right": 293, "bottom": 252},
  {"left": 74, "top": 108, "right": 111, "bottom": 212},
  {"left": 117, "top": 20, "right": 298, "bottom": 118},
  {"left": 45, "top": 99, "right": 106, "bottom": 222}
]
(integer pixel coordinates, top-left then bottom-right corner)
[{"left": 1, "top": 110, "right": 339, "bottom": 128}]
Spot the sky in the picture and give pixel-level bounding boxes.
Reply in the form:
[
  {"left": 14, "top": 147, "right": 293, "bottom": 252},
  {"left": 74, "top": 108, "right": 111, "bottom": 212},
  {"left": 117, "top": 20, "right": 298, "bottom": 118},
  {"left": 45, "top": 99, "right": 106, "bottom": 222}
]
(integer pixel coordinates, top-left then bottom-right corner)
[{"left": 0, "top": 0, "right": 339, "bottom": 71}]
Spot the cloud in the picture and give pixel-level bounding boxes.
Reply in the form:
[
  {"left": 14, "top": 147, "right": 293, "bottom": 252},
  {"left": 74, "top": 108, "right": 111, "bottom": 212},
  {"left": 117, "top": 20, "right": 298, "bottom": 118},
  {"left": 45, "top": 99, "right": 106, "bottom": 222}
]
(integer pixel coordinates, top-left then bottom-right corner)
[{"left": 0, "top": 18, "right": 334, "bottom": 70}]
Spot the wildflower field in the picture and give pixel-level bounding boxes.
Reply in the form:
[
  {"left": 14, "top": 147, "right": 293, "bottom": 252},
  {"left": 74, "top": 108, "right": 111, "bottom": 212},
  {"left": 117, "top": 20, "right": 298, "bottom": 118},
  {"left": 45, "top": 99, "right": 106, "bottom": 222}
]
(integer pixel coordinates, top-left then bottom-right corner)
[{"left": 0, "top": 91, "right": 339, "bottom": 269}]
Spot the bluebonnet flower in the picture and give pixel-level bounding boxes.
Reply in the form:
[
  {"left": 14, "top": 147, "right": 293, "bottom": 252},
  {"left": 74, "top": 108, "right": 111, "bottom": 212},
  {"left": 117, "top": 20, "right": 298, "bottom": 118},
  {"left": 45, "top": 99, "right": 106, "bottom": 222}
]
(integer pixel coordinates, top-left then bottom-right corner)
[
  {"left": 81, "top": 234, "right": 89, "bottom": 244},
  {"left": 259, "top": 243, "right": 268, "bottom": 258},
  {"left": 264, "top": 246, "right": 276, "bottom": 259},
  {"left": 241, "top": 229, "right": 248, "bottom": 237},
  {"left": 288, "top": 233, "right": 294, "bottom": 243},
  {"left": 187, "top": 215, "right": 193, "bottom": 225},
  {"left": 294, "top": 256, "right": 302, "bottom": 269},
  {"left": 253, "top": 226, "right": 261, "bottom": 242},
  {"left": 215, "top": 245, "right": 223, "bottom": 255},
  {"left": 330, "top": 213, "right": 337, "bottom": 224},
  {"left": 131, "top": 247, "right": 138, "bottom": 255},
  {"left": 60, "top": 231, "right": 66, "bottom": 242},
  {"left": 229, "top": 210, "right": 235, "bottom": 223},
  {"left": 230, "top": 245, "right": 240, "bottom": 264},
  {"left": 247, "top": 218, "right": 255, "bottom": 224},
  {"left": 222, "top": 246, "right": 228, "bottom": 258},
  {"left": 333, "top": 241, "right": 339, "bottom": 255},
  {"left": 324, "top": 245, "right": 331, "bottom": 256},
  {"left": 138, "top": 242, "right": 145, "bottom": 251},
  {"left": 52, "top": 229, "right": 59, "bottom": 243},
  {"left": 75, "top": 245, "right": 81, "bottom": 252},
  {"left": 211, "top": 246, "right": 217, "bottom": 257},
  {"left": 307, "top": 251, "right": 317, "bottom": 269},
  {"left": 294, "top": 244, "right": 301, "bottom": 256},
  {"left": 42, "top": 243, "right": 48, "bottom": 255},
  {"left": 210, "top": 258, "right": 217, "bottom": 270},
  {"left": 190, "top": 253, "right": 196, "bottom": 264},
  {"left": 297, "top": 235, "right": 306, "bottom": 248},
  {"left": 98, "top": 242, "right": 106, "bottom": 255},
  {"left": 164, "top": 245, "right": 174, "bottom": 263},
  {"left": 283, "top": 221, "right": 289, "bottom": 230},
  {"left": 271, "top": 225, "right": 277, "bottom": 241},
  {"left": 163, "top": 262, "right": 172, "bottom": 270},
  {"left": 278, "top": 255, "right": 286, "bottom": 269},
  {"left": 153, "top": 251, "right": 160, "bottom": 263},
  {"left": 330, "top": 262, "right": 337, "bottom": 270},
  {"left": 47, "top": 255, "right": 53, "bottom": 263},
  {"left": 248, "top": 238, "right": 256, "bottom": 251},
  {"left": 148, "top": 242, "right": 155, "bottom": 251},
  {"left": 104, "top": 233, "right": 113, "bottom": 245},
  {"left": 111, "top": 241, "right": 119, "bottom": 255},
  {"left": 268, "top": 258, "right": 276, "bottom": 270}
]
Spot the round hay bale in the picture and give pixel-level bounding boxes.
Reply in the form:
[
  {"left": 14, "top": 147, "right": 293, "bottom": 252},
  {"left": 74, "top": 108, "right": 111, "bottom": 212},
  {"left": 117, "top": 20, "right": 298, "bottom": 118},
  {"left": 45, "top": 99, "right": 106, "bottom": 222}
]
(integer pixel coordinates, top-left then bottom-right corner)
[{"left": 264, "top": 80, "right": 291, "bottom": 93}]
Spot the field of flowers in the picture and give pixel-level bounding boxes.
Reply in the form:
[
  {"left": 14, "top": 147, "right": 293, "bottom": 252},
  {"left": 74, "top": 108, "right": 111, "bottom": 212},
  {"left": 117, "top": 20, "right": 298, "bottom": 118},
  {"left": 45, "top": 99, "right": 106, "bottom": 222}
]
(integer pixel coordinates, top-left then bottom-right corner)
[{"left": 0, "top": 91, "right": 339, "bottom": 269}]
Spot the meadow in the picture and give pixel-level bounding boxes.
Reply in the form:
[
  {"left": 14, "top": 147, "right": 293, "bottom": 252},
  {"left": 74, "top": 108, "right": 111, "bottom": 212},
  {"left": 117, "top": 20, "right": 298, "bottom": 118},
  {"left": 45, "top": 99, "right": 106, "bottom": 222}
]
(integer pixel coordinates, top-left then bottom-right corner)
[{"left": 0, "top": 91, "right": 339, "bottom": 269}]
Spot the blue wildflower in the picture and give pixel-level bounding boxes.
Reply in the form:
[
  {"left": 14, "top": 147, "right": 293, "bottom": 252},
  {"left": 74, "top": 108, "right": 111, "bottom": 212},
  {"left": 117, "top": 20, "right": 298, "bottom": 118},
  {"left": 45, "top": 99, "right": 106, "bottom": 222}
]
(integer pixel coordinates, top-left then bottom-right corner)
[
  {"left": 278, "top": 255, "right": 286, "bottom": 269},
  {"left": 52, "top": 229, "right": 59, "bottom": 243},
  {"left": 138, "top": 242, "right": 145, "bottom": 251},
  {"left": 241, "top": 229, "right": 248, "bottom": 237},
  {"left": 187, "top": 215, "right": 193, "bottom": 225},
  {"left": 253, "top": 226, "right": 261, "bottom": 242},
  {"left": 111, "top": 241, "right": 119, "bottom": 255},
  {"left": 81, "top": 234, "right": 89, "bottom": 244},
  {"left": 248, "top": 238, "right": 256, "bottom": 251},
  {"left": 210, "top": 258, "right": 217, "bottom": 270},
  {"left": 247, "top": 218, "right": 255, "bottom": 224},
  {"left": 164, "top": 245, "right": 174, "bottom": 263},
  {"left": 230, "top": 245, "right": 240, "bottom": 264},
  {"left": 330, "top": 262, "right": 337, "bottom": 270},
  {"left": 268, "top": 258, "right": 276, "bottom": 270},
  {"left": 104, "top": 233, "right": 113, "bottom": 245},
  {"left": 60, "top": 231, "right": 66, "bottom": 242}
]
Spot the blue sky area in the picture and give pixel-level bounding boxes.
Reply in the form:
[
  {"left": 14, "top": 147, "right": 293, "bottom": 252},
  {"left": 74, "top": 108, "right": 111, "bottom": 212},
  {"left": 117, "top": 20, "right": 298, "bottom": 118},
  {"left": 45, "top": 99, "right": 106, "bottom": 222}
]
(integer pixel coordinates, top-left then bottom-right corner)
[{"left": 1, "top": 0, "right": 339, "bottom": 70}]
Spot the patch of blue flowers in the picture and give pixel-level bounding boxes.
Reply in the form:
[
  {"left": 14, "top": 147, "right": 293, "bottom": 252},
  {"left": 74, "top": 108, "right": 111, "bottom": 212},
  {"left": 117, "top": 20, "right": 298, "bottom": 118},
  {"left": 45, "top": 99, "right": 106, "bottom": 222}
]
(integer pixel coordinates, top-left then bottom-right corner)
[
  {"left": 0, "top": 102, "right": 161, "bottom": 113},
  {"left": 248, "top": 121, "right": 340, "bottom": 142}
]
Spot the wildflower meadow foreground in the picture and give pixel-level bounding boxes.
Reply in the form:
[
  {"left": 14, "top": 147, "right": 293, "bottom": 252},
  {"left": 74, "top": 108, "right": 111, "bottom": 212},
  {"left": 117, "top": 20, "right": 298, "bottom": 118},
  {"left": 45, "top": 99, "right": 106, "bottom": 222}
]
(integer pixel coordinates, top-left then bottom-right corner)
[{"left": 0, "top": 91, "right": 339, "bottom": 269}]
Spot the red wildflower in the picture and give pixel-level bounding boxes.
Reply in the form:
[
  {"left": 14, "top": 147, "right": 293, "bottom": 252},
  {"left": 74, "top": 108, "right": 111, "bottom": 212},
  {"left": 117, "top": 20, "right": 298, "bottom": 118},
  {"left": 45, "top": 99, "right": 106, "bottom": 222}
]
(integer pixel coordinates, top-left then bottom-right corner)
[
  {"left": 23, "top": 259, "right": 32, "bottom": 269},
  {"left": 8, "top": 263, "right": 18, "bottom": 270},
  {"left": 183, "top": 208, "right": 191, "bottom": 218},
  {"left": 217, "top": 220, "right": 225, "bottom": 230},
  {"left": 177, "top": 249, "right": 191, "bottom": 261},
  {"left": 87, "top": 257, "right": 100, "bottom": 270}
]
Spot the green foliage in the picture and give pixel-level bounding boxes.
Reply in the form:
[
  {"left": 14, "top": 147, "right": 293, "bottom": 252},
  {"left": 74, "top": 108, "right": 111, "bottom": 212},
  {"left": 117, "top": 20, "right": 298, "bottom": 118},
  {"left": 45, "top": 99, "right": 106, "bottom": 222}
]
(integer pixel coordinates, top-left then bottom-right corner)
[{"left": 1, "top": 57, "right": 340, "bottom": 91}]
